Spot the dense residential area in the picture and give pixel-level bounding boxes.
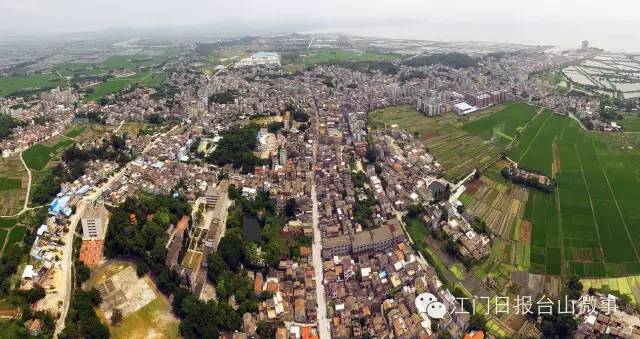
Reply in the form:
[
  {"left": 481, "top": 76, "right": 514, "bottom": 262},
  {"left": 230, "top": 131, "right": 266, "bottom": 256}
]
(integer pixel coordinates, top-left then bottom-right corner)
[{"left": 1, "top": 25, "right": 640, "bottom": 339}]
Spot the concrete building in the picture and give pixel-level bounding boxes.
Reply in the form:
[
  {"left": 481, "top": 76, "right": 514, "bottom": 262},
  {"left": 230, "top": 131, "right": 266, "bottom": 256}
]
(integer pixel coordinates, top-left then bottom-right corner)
[
  {"left": 322, "top": 234, "right": 352, "bottom": 259},
  {"left": 205, "top": 183, "right": 219, "bottom": 207},
  {"left": 81, "top": 203, "right": 107, "bottom": 240},
  {"left": 321, "top": 221, "right": 407, "bottom": 259}
]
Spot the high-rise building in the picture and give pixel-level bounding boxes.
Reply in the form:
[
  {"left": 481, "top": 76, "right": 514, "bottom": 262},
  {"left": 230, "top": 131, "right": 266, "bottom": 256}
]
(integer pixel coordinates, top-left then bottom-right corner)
[{"left": 582, "top": 40, "right": 589, "bottom": 50}]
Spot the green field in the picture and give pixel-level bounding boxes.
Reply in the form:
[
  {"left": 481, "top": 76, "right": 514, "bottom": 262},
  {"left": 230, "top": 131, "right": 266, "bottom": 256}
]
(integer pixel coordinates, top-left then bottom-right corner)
[
  {"left": 368, "top": 102, "right": 538, "bottom": 182},
  {"left": 511, "top": 111, "right": 640, "bottom": 277},
  {"left": 301, "top": 48, "right": 398, "bottom": 65},
  {"left": 22, "top": 138, "right": 74, "bottom": 171},
  {"left": 621, "top": 115, "right": 640, "bottom": 132},
  {"left": 7, "top": 226, "right": 27, "bottom": 245},
  {"left": 0, "top": 219, "right": 17, "bottom": 229},
  {"left": 0, "top": 156, "right": 28, "bottom": 215},
  {"left": 64, "top": 126, "right": 86, "bottom": 138},
  {"left": 0, "top": 73, "right": 65, "bottom": 97},
  {"left": 57, "top": 53, "right": 171, "bottom": 77},
  {"left": 461, "top": 102, "right": 537, "bottom": 144},
  {"left": 86, "top": 72, "right": 166, "bottom": 101},
  {"left": 0, "top": 177, "right": 21, "bottom": 191}
]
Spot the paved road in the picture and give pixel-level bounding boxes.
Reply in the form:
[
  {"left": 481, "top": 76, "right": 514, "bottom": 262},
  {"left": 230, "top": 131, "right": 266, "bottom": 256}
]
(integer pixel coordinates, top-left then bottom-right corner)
[
  {"left": 310, "top": 102, "right": 330, "bottom": 339},
  {"left": 54, "top": 201, "right": 86, "bottom": 336}
]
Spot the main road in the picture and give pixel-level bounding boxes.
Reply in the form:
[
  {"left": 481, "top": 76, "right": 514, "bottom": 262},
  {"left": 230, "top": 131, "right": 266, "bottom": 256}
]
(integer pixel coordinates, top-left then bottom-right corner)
[{"left": 310, "top": 97, "right": 330, "bottom": 339}]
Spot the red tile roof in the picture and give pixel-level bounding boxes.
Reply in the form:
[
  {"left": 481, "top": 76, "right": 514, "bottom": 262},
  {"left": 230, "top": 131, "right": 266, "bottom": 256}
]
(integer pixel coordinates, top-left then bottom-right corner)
[{"left": 79, "top": 240, "right": 104, "bottom": 268}]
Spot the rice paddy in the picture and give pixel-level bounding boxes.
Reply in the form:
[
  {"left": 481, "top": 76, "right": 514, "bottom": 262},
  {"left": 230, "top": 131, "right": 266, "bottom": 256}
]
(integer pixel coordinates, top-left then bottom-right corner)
[
  {"left": 368, "top": 102, "right": 538, "bottom": 182},
  {"left": 510, "top": 110, "right": 640, "bottom": 278}
]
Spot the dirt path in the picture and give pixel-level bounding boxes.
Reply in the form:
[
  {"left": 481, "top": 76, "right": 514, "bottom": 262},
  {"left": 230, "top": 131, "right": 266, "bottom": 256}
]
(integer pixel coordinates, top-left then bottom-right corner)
[{"left": 551, "top": 143, "right": 561, "bottom": 177}]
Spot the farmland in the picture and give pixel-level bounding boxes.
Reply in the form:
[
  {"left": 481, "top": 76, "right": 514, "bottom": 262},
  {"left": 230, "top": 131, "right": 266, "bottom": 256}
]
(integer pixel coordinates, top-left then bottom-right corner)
[
  {"left": 510, "top": 110, "right": 640, "bottom": 277},
  {"left": 22, "top": 137, "right": 74, "bottom": 171},
  {"left": 0, "top": 155, "right": 29, "bottom": 216},
  {"left": 0, "top": 73, "right": 65, "bottom": 97},
  {"left": 86, "top": 71, "right": 166, "bottom": 102},
  {"left": 300, "top": 48, "right": 399, "bottom": 65},
  {"left": 0, "top": 218, "right": 28, "bottom": 256},
  {"left": 368, "top": 102, "right": 538, "bottom": 182}
]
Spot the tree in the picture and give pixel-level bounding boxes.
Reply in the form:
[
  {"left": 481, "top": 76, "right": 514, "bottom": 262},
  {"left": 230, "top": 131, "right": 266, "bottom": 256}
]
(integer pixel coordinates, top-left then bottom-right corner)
[
  {"left": 284, "top": 198, "right": 297, "bottom": 218},
  {"left": 75, "top": 261, "right": 90, "bottom": 288},
  {"left": 207, "top": 253, "right": 227, "bottom": 283},
  {"left": 468, "top": 314, "right": 486, "bottom": 332},
  {"left": 21, "top": 285, "right": 46, "bottom": 304},
  {"left": 445, "top": 240, "right": 459, "bottom": 257},
  {"left": 111, "top": 308, "right": 123, "bottom": 325},
  {"left": 217, "top": 232, "right": 244, "bottom": 271}
]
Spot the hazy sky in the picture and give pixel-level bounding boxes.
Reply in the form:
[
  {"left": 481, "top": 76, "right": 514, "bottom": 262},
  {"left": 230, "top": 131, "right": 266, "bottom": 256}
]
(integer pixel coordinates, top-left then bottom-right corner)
[{"left": 2, "top": 0, "right": 639, "bottom": 51}]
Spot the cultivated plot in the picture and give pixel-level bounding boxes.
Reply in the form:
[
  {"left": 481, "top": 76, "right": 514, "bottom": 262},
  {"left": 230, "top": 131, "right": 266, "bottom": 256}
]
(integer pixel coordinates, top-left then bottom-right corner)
[{"left": 511, "top": 112, "right": 640, "bottom": 277}]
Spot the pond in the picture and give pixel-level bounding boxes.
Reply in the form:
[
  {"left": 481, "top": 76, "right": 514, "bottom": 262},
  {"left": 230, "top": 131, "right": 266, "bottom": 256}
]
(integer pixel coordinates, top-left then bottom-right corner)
[{"left": 242, "top": 215, "right": 262, "bottom": 242}]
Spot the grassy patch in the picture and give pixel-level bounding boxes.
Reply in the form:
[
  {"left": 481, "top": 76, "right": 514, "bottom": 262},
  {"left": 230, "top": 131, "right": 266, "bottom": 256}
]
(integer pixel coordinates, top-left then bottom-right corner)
[
  {"left": 404, "top": 217, "right": 430, "bottom": 246},
  {"left": 64, "top": 126, "right": 86, "bottom": 138},
  {"left": 109, "top": 297, "right": 179, "bottom": 339},
  {"left": 0, "top": 177, "right": 21, "bottom": 191},
  {"left": 0, "top": 219, "right": 17, "bottom": 229},
  {"left": 0, "top": 73, "right": 64, "bottom": 97},
  {"left": 86, "top": 72, "right": 165, "bottom": 101},
  {"left": 7, "top": 226, "right": 27, "bottom": 245},
  {"left": 22, "top": 138, "right": 74, "bottom": 171},
  {"left": 300, "top": 48, "right": 398, "bottom": 65},
  {"left": 461, "top": 102, "right": 537, "bottom": 143}
]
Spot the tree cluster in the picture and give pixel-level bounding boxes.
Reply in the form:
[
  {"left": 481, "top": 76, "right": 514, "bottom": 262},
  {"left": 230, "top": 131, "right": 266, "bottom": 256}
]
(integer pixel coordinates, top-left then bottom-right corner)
[
  {"left": 59, "top": 289, "right": 109, "bottom": 339},
  {"left": 500, "top": 167, "right": 556, "bottom": 193},
  {"left": 206, "top": 124, "right": 268, "bottom": 174},
  {"left": 208, "top": 90, "right": 238, "bottom": 105},
  {"left": 0, "top": 114, "right": 25, "bottom": 141},
  {"left": 103, "top": 194, "right": 191, "bottom": 292}
]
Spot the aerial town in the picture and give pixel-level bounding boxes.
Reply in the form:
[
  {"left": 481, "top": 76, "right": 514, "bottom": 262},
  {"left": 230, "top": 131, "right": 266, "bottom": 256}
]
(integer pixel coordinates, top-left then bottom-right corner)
[{"left": 1, "top": 26, "right": 640, "bottom": 339}]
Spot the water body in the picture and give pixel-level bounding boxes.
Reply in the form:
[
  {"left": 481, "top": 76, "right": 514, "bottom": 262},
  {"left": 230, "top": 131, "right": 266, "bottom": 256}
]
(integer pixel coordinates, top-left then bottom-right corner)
[{"left": 242, "top": 215, "right": 261, "bottom": 242}]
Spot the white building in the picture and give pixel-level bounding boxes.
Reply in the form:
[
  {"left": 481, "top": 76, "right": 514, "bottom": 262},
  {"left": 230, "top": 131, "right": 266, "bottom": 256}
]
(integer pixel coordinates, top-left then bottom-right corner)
[{"left": 236, "top": 52, "right": 281, "bottom": 67}]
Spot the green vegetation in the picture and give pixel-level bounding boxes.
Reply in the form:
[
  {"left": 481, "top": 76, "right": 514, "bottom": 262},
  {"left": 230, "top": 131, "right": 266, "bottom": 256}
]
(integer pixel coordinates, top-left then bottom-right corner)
[
  {"left": 0, "top": 218, "right": 17, "bottom": 229},
  {"left": 0, "top": 73, "right": 64, "bottom": 97},
  {"left": 64, "top": 127, "right": 86, "bottom": 138},
  {"left": 621, "top": 114, "right": 640, "bottom": 132},
  {"left": 86, "top": 72, "right": 166, "bottom": 102},
  {"left": 60, "top": 289, "right": 109, "bottom": 338},
  {"left": 402, "top": 52, "right": 477, "bottom": 68},
  {"left": 0, "top": 115, "right": 25, "bottom": 140},
  {"left": 206, "top": 124, "right": 268, "bottom": 174},
  {"left": 7, "top": 226, "right": 27, "bottom": 245},
  {"left": 0, "top": 177, "right": 21, "bottom": 191},
  {"left": 207, "top": 89, "right": 237, "bottom": 105},
  {"left": 368, "top": 102, "right": 537, "bottom": 181},
  {"left": 461, "top": 102, "right": 537, "bottom": 143},
  {"left": 511, "top": 110, "right": 640, "bottom": 277},
  {"left": 22, "top": 138, "right": 74, "bottom": 171},
  {"left": 300, "top": 48, "right": 399, "bottom": 66}
]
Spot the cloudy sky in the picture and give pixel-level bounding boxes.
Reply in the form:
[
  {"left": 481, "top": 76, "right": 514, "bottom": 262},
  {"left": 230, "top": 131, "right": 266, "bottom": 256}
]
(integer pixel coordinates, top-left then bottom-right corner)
[{"left": 2, "top": 0, "right": 639, "bottom": 51}]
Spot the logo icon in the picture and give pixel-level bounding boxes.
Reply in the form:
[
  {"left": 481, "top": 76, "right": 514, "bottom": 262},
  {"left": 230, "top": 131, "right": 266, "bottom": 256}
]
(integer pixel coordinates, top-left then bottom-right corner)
[{"left": 415, "top": 292, "right": 447, "bottom": 319}]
